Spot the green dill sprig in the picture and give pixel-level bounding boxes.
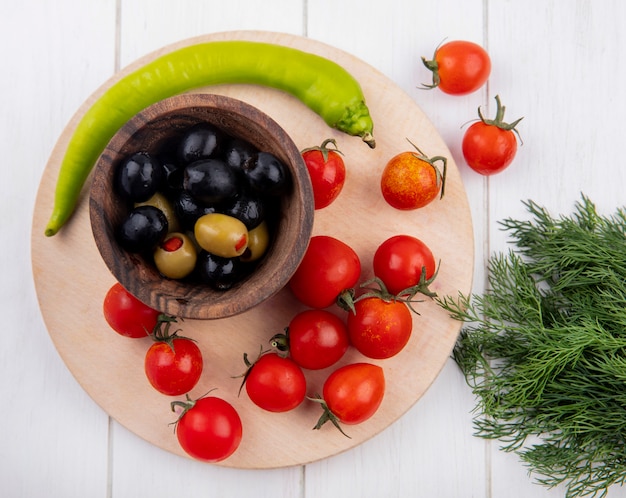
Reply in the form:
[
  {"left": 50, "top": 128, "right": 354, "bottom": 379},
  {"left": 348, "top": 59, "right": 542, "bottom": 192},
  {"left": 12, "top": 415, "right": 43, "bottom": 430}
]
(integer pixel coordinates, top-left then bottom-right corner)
[{"left": 438, "top": 195, "right": 626, "bottom": 498}]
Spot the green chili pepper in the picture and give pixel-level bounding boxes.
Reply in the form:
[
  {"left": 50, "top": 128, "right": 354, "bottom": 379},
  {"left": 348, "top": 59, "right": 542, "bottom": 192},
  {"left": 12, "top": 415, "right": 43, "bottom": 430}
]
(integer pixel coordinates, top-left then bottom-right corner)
[{"left": 44, "top": 40, "right": 376, "bottom": 237}]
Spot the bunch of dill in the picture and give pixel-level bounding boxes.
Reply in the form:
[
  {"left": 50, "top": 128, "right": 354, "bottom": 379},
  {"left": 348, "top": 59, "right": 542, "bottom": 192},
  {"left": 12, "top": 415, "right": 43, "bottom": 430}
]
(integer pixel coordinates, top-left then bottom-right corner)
[{"left": 438, "top": 195, "right": 626, "bottom": 498}]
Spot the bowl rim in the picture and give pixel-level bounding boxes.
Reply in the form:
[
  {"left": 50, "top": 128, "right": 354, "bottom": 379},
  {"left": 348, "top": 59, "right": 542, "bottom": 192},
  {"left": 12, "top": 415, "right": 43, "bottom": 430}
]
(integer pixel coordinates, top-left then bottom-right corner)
[{"left": 89, "top": 92, "right": 314, "bottom": 319}]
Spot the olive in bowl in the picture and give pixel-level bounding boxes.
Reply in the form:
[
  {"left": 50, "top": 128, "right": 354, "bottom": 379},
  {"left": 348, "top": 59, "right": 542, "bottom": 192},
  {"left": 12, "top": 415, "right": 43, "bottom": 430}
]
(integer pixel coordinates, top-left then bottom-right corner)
[{"left": 89, "top": 93, "right": 314, "bottom": 320}]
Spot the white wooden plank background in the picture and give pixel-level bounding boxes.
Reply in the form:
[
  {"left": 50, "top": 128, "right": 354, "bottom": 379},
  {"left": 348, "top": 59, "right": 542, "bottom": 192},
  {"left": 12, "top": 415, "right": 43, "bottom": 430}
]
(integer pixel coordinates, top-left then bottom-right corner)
[{"left": 5, "top": 0, "right": 626, "bottom": 496}]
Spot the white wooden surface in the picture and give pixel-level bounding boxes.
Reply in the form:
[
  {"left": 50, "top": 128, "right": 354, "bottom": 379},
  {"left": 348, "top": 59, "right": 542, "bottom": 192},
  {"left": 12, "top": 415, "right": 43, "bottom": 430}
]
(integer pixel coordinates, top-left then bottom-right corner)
[{"left": 6, "top": 0, "right": 626, "bottom": 496}]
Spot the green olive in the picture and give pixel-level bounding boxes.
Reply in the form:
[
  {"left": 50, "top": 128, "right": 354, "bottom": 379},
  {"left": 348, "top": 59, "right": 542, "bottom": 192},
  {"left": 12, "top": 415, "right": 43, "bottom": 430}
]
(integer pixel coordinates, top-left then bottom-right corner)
[
  {"left": 154, "top": 232, "right": 197, "bottom": 279},
  {"left": 135, "top": 192, "right": 180, "bottom": 233},
  {"left": 241, "top": 221, "right": 270, "bottom": 262},
  {"left": 194, "top": 213, "right": 248, "bottom": 258}
]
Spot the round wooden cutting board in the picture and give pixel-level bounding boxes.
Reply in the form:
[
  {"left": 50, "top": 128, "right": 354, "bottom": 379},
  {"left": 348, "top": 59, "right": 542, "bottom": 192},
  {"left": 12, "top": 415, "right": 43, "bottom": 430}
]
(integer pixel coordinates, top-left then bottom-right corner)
[{"left": 31, "top": 31, "right": 474, "bottom": 469}]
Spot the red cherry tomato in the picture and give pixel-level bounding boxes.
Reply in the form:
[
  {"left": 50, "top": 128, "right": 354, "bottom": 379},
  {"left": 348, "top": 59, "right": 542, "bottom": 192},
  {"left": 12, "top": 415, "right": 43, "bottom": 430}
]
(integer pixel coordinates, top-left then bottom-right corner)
[
  {"left": 276, "top": 309, "right": 349, "bottom": 370},
  {"left": 373, "top": 235, "right": 437, "bottom": 295},
  {"left": 313, "top": 363, "right": 385, "bottom": 436},
  {"left": 103, "top": 282, "right": 160, "bottom": 338},
  {"left": 421, "top": 40, "right": 491, "bottom": 95},
  {"left": 324, "top": 363, "right": 385, "bottom": 424},
  {"left": 244, "top": 352, "right": 306, "bottom": 412},
  {"left": 462, "top": 95, "right": 523, "bottom": 175},
  {"left": 172, "top": 395, "right": 242, "bottom": 463},
  {"left": 380, "top": 141, "right": 447, "bottom": 210},
  {"left": 301, "top": 139, "right": 346, "bottom": 209},
  {"left": 289, "top": 235, "right": 361, "bottom": 309},
  {"left": 347, "top": 298, "right": 413, "bottom": 359},
  {"left": 144, "top": 316, "right": 203, "bottom": 396}
]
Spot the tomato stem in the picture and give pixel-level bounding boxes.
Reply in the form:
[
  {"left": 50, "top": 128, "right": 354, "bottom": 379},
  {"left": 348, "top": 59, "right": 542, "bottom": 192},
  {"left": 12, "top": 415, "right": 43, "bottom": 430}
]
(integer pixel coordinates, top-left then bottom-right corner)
[
  {"left": 169, "top": 389, "right": 218, "bottom": 431},
  {"left": 169, "top": 394, "right": 196, "bottom": 432},
  {"left": 301, "top": 138, "right": 344, "bottom": 163},
  {"left": 478, "top": 95, "right": 524, "bottom": 139},
  {"left": 236, "top": 345, "right": 271, "bottom": 396},
  {"left": 395, "top": 263, "right": 441, "bottom": 314},
  {"left": 406, "top": 138, "right": 447, "bottom": 200},
  {"left": 269, "top": 330, "right": 290, "bottom": 353},
  {"left": 337, "top": 269, "right": 440, "bottom": 315},
  {"left": 150, "top": 314, "right": 192, "bottom": 353},
  {"left": 419, "top": 57, "right": 441, "bottom": 90},
  {"left": 419, "top": 38, "right": 448, "bottom": 90},
  {"left": 308, "top": 395, "right": 352, "bottom": 439},
  {"left": 336, "top": 288, "right": 358, "bottom": 313}
]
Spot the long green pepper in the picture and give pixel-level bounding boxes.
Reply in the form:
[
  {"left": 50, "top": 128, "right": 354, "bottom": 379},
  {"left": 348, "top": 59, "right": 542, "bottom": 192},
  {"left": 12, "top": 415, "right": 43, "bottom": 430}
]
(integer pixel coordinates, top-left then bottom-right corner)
[{"left": 45, "top": 40, "right": 376, "bottom": 236}]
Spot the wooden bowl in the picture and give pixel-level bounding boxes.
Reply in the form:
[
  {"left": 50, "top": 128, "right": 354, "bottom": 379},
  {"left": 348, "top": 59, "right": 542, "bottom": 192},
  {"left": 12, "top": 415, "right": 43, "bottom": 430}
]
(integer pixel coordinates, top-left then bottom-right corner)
[{"left": 89, "top": 93, "right": 314, "bottom": 319}]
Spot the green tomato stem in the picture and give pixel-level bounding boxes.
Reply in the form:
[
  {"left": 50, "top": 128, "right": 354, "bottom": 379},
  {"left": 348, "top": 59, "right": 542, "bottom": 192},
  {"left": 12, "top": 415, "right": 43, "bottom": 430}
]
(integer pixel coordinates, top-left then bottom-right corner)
[{"left": 478, "top": 94, "right": 524, "bottom": 133}]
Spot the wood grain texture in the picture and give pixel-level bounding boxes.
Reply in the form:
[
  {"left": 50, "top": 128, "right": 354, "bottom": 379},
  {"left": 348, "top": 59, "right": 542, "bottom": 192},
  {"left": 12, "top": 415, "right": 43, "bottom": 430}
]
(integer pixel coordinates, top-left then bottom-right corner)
[{"left": 31, "top": 31, "right": 473, "bottom": 469}]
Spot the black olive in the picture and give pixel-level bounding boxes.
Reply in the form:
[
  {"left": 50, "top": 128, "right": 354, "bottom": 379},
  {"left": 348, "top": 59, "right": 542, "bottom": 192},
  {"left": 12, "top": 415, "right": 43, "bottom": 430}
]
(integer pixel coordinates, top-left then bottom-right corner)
[
  {"left": 183, "top": 159, "right": 240, "bottom": 204},
  {"left": 173, "top": 190, "right": 217, "bottom": 231},
  {"left": 195, "top": 251, "right": 245, "bottom": 290},
  {"left": 117, "top": 205, "right": 168, "bottom": 253},
  {"left": 219, "top": 190, "right": 265, "bottom": 230},
  {"left": 114, "top": 152, "right": 164, "bottom": 203},
  {"left": 223, "top": 137, "right": 258, "bottom": 171},
  {"left": 161, "top": 161, "right": 184, "bottom": 197},
  {"left": 243, "top": 152, "right": 291, "bottom": 196},
  {"left": 178, "top": 124, "right": 226, "bottom": 163}
]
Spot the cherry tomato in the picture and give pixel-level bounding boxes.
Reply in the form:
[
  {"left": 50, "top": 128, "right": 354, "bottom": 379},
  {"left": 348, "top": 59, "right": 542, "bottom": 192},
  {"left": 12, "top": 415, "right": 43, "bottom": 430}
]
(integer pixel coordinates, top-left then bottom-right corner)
[
  {"left": 324, "top": 363, "right": 385, "bottom": 424},
  {"left": 301, "top": 138, "right": 346, "bottom": 209},
  {"left": 103, "top": 282, "right": 160, "bottom": 338},
  {"left": 288, "top": 235, "right": 361, "bottom": 309},
  {"left": 380, "top": 141, "right": 446, "bottom": 210},
  {"left": 421, "top": 40, "right": 491, "bottom": 95},
  {"left": 312, "top": 363, "right": 385, "bottom": 436},
  {"left": 244, "top": 352, "right": 306, "bottom": 412},
  {"left": 144, "top": 316, "right": 203, "bottom": 396},
  {"left": 373, "top": 235, "right": 436, "bottom": 295},
  {"left": 462, "top": 95, "right": 523, "bottom": 175},
  {"left": 274, "top": 309, "right": 349, "bottom": 370},
  {"left": 347, "top": 298, "right": 412, "bottom": 359},
  {"left": 172, "top": 395, "right": 242, "bottom": 462}
]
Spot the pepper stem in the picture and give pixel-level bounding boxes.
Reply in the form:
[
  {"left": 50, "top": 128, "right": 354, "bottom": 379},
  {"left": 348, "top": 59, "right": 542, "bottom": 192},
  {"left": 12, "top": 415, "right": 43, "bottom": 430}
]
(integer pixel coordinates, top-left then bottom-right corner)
[{"left": 362, "top": 132, "right": 376, "bottom": 149}]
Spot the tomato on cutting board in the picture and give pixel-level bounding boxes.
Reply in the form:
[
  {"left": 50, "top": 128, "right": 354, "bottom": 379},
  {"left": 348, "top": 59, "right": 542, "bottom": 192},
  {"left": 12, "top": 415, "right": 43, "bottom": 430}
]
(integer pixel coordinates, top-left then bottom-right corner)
[
  {"left": 271, "top": 309, "right": 350, "bottom": 370},
  {"left": 301, "top": 138, "right": 346, "bottom": 209},
  {"left": 373, "top": 234, "right": 437, "bottom": 296},
  {"left": 144, "top": 315, "right": 203, "bottom": 396},
  {"left": 171, "top": 394, "right": 242, "bottom": 463},
  {"left": 347, "top": 297, "right": 413, "bottom": 360},
  {"left": 240, "top": 351, "right": 307, "bottom": 413},
  {"left": 288, "top": 235, "right": 361, "bottom": 309},
  {"left": 311, "top": 362, "right": 386, "bottom": 437},
  {"left": 103, "top": 282, "right": 160, "bottom": 338},
  {"left": 380, "top": 140, "right": 447, "bottom": 210}
]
